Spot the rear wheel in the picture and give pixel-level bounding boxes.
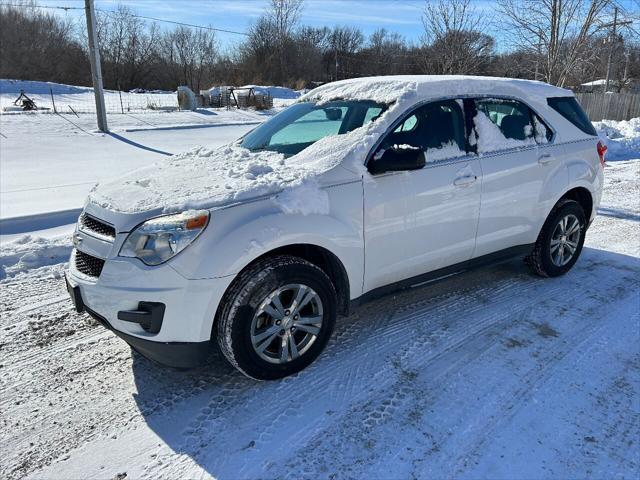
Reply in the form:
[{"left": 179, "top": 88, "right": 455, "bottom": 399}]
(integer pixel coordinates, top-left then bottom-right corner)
[
  {"left": 216, "top": 255, "right": 337, "bottom": 380},
  {"left": 525, "top": 199, "right": 587, "bottom": 277}
]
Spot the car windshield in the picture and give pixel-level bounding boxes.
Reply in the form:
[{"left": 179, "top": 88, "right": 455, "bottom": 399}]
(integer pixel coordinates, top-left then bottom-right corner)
[{"left": 240, "top": 100, "right": 387, "bottom": 157}]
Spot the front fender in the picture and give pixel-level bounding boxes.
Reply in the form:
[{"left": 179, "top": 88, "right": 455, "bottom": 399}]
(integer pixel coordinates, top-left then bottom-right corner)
[{"left": 170, "top": 182, "right": 365, "bottom": 299}]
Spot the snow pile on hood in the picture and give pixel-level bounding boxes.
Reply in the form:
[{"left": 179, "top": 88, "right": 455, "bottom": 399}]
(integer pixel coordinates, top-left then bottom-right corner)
[
  {"left": 90, "top": 146, "right": 288, "bottom": 214},
  {"left": 89, "top": 82, "right": 419, "bottom": 214},
  {"left": 0, "top": 234, "right": 71, "bottom": 280},
  {"left": 594, "top": 117, "right": 640, "bottom": 161}
]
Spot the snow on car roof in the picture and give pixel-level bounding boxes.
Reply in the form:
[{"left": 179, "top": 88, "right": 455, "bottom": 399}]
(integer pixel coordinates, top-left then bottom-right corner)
[{"left": 300, "top": 75, "right": 573, "bottom": 105}]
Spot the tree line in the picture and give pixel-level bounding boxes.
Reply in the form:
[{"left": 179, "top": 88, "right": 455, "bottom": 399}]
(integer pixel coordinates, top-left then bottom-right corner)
[{"left": 0, "top": 0, "right": 638, "bottom": 93}]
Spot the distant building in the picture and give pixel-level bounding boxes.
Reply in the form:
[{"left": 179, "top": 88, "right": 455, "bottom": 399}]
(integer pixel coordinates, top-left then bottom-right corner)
[{"left": 574, "top": 78, "right": 639, "bottom": 93}]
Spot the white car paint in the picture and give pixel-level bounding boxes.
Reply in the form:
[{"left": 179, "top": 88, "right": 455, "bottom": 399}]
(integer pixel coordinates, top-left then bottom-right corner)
[{"left": 66, "top": 76, "right": 604, "bottom": 351}]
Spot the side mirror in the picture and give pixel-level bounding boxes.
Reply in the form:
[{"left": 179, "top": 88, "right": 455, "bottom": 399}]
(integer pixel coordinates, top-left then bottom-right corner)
[
  {"left": 368, "top": 146, "right": 426, "bottom": 175},
  {"left": 324, "top": 107, "right": 343, "bottom": 121}
]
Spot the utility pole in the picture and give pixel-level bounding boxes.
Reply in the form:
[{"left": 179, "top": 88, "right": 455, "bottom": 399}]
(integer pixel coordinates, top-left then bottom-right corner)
[
  {"left": 604, "top": 6, "right": 618, "bottom": 94},
  {"left": 601, "top": 7, "right": 634, "bottom": 94},
  {"left": 534, "top": 31, "right": 542, "bottom": 81},
  {"left": 85, "top": 0, "right": 108, "bottom": 132},
  {"left": 335, "top": 48, "right": 339, "bottom": 81}
]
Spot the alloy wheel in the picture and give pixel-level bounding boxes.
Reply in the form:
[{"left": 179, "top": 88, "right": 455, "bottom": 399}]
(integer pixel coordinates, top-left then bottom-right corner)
[
  {"left": 250, "top": 283, "right": 324, "bottom": 364},
  {"left": 549, "top": 214, "right": 581, "bottom": 267}
]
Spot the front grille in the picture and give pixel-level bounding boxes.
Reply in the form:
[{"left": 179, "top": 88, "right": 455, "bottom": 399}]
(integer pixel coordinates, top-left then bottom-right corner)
[
  {"left": 79, "top": 213, "right": 115, "bottom": 239},
  {"left": 75, "top": 250, "right": 105, "bottom": 278}
]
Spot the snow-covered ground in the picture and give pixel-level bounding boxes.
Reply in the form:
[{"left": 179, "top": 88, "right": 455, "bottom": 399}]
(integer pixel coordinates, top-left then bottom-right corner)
[
  {"left": 0, "top": 108, "right": 267, "bottom": 221},
  {"left": 0, "top": 92, "right": 638, "bottom": 478},
  {"left": 0, "top": 157, "right": 637, "bottom": 479}
]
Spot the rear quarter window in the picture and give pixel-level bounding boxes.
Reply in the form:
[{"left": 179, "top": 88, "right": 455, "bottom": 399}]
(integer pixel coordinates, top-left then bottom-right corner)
[{"left": 547, "top": 97, "right": 597, "bottom": 136}]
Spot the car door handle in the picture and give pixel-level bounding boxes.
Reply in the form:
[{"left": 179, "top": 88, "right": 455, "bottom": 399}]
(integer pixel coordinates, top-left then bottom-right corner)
[
  {"left": 453, "top": 175, "right": 477, "bottom": 187},
  {"left": 538, "top": 153, "right": 553, "bottom": 165}
]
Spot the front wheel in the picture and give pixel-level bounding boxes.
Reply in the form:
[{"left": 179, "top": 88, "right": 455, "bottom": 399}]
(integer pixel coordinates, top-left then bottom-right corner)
[
  {"left": 525, "top": 199, "right": 587, "bottom": 277},
  {"left": 216, "top": 255, "right": 337, "bottom": 380}
]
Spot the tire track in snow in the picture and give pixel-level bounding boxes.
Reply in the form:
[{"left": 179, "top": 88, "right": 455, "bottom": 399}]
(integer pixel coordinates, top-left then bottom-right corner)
[
  {"left": 141, "top": 263, "right": 586, "bottom": 478},
  {"left": 272, "top": 262, "right": 639, "bottom": 479}
]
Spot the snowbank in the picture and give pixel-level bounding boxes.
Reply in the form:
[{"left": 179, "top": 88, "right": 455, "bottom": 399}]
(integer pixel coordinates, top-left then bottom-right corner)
[
  {"left": 0, "top": 78, "right": 178, "bottom": 113},
  {"left": 0, "top": 234, "right": 71, "bottom": 280},
  {"left": 0, "top": 78, "right": 91, "bottom": 95},
  {"left": 594, "top": 118, "right": 640, "bottom": 161}
]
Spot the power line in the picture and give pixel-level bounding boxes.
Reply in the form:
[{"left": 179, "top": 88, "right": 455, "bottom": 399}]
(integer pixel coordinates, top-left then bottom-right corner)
[
  {"left": 99, "top": 11, "right": 249, "bottom": 36},
  {"left": 0, "top": 2, "right": 250, "bottom": 36}
]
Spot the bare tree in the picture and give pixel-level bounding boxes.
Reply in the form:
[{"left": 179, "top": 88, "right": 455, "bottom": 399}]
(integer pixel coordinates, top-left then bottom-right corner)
[
  {"left": 328, "top": 26, "right": 364, "bottom": 79},
  {"left": 421, "top": 0, "right": 494, "bottom": 75},
  {"left": 267, "top": 0, "right": 304, "bottom": 85},
  {"left": 360, "top": 29, "right": 412, "bottom": 76},
  {"left": 498, "top": 0, "right": 612, "bottom": 86},
  {"left": 161, "top": 26, "right": 217, "bottom": 92},
  {"left": 94, "top": 5, "right": 160, "bottom": 90},
  {"left": 0, "top": 1, "right": 90, "bottom": 85}
]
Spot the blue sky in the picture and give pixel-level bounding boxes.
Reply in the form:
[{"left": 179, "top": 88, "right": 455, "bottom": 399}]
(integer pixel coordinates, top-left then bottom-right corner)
[{"left": 38, "top": 0, "right": 640, "bottom": 53}]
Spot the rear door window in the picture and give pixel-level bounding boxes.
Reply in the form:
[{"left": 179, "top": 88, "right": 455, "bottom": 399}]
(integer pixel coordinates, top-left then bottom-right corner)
[
  {"left": 472, "top": 98, "right": 552, "bottom": 151},
  {"left": 475, "top": 99, "right": 535, "bottom": 142},
  {"left": 547, "top": 97, "right": 597, "bottom": 136}
]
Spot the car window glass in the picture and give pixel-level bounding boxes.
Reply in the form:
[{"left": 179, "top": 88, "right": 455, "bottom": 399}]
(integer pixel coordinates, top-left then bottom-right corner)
[
  {"left": 363, "top": 107, "right": 383, "bottom": 125},
  {"left": 533, "top": 114, "right": 553, "bottom": 144},
  {"left": 475, "top": 99, "right": 535, "bottom": 142},
  {"left": 269, "top": 107, "right": 347, "bottom": 146},
  {"left": 382, "top": 100, "right": 466, "bottom": 163},
  {"left": 471, "top": 98, "right": 545, "bottom": 153},
  {"left": 394, "top": 115, "right": 417, "bottom": 133},
  {"left": 547, "top": 96, "right": 597, "bottom": 136}
]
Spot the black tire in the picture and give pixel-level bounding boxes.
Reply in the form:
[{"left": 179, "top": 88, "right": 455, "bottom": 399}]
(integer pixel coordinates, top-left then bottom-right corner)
[
  {"left": 525, "top": 199, "right": 587, "bottom": 277},
  {"left": 216, "top": 255, "right": 337, "bottom": 380}
]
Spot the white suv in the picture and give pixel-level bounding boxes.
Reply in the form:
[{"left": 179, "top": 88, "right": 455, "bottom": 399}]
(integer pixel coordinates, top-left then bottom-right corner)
[{"left": 65, "top": 76, "right": 605, "bottom": 379}]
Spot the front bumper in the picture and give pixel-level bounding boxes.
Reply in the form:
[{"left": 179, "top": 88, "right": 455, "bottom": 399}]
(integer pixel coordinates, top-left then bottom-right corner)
[
  {"left": 66, "top": 248, "right": 235, "bottom": 367},
  {"left": 85, "top": 298, "right": 212, "bottom": 369}
]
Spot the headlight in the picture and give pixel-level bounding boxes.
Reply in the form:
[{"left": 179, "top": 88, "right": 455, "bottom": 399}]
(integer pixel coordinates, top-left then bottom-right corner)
[{"left": 119, "top": 210, "right": 209, "bottom": 266}]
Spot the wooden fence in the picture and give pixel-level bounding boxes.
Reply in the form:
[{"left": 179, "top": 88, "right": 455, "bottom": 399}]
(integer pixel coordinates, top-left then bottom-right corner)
[{"left": 575, "top": 92, "right": 640, "bottom": 121}]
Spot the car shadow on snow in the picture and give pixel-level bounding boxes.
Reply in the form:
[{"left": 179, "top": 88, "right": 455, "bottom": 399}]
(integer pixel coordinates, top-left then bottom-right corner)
[{"left": 128, "top": 246, "right": 640, "bottom": 478}]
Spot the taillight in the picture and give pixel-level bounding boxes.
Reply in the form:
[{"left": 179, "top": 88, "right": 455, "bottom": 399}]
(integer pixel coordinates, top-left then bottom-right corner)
[{"left": 597, "top": 141, "right": 607, "bottom": 168}]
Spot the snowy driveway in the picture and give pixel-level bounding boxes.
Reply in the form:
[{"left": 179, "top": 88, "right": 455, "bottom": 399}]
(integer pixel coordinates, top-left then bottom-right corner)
[
  {"left": 1, "top": 160, "right": 638, "bottom": 479},
  {"left": 0, "top": 111, "right": 261, "bottom": 221}
]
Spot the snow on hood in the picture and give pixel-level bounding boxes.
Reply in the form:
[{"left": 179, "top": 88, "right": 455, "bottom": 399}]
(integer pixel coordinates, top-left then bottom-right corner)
[{"left": 87, "top": 90, "right": 416, "bottom": 215}]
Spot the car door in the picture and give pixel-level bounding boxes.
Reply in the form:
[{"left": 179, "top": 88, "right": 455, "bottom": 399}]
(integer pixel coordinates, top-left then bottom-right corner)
[
  {"left": 363, "top": 99, "right": 482, "bottom": 293},
  {"left": 470, "top": 97, "right": 562, "bottom": 258}
]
